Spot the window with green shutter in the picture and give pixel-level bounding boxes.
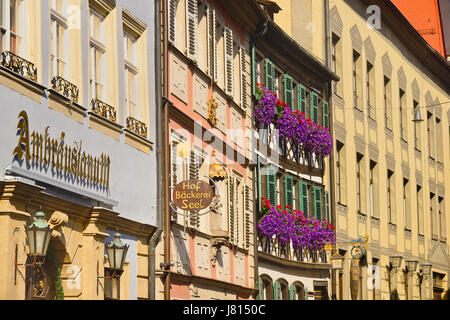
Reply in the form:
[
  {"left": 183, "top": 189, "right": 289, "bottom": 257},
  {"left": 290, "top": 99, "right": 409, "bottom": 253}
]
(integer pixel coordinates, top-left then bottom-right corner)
[
  {"left": 258, "top": 278, "right": 264, "bottom": 300},
  {"left": 289, "top": 284, "right": 296, "bottom": 300},
  {"left": 267, "top": 166, "right": 277, "bottom": 206},
  {"left": 324, "top": 190, "right": 330, "bottom": 222},
  {"left": 298, "top": 84, "right": 307, "bottom": 114},
  {"left": 283, "top": 74, "right": 293, "bottom": 109},
  {"left": 298, "top": 181, "right": 309, "bottom": 216},
  {"left": 313, "top": 186, "right": 323, "bottom": 220},
  {"left": 273, "top": 281, "right": 280, "bottom": 300},
  {"left": 284, "top": 175, "right": 294, "bottom": 208},
  {"left": 310, "top": 92, "right": 319, "bottom": 123},
  {"left": 323, "top": 101, "right": 329, "bottom": 128},
  {"left": 265, "top": 58, "right": 275, "bottom": 92}
]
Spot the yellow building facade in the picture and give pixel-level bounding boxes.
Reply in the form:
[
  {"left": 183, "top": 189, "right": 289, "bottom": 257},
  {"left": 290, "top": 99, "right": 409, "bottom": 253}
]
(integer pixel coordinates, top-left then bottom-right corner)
[{"left": 271, "top": 0, "right": 450, "bottom": 299}]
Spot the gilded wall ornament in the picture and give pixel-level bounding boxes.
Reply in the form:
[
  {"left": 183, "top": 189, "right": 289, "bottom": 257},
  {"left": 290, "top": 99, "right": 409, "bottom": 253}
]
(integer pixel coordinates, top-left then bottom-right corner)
[{"left": 207, "top": 97, "right": 218, "bottom": 127}]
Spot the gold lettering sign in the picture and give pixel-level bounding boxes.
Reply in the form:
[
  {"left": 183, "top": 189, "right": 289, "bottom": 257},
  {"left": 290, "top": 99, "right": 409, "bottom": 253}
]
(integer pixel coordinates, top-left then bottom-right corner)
[
  {"left": 173, "top": 179, "right": 214, "bottom": 211},
  {"left": 13, "top": 111, "right": 111, "bottom": 190}
]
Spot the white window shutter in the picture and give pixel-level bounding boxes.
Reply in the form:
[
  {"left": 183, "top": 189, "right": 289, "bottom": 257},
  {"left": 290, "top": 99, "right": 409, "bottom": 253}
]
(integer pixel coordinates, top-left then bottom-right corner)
[
  {"left": 207, "top": 4, "right": 216, "bottom": 79},
  {"left": 224, "top": 26, "right": 234, "bottom": 97},
  {"left": 233, "top": 180, "right": 239, "bottom": 245},
  {"left": 244, "top": 185, "right": 251, "bottom": 248},
  {"left": 188, "top": 150, "right": 200, "bottom": 228},
  {"left": 228, "top": 176, "right": 235, "bottom": 242},
  {"left": 240, "top": 46, "right": 248, "bottom": 108},
  {"left": 168, "top": 0, "right": 177, "bottom": 44},
  {"left": 186, "top": 0, "right": 198, "bottom": 60}
]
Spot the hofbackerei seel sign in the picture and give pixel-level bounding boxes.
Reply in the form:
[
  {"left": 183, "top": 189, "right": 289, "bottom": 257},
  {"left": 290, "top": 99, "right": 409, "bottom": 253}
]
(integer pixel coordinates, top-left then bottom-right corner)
[
  {"left": 12, "top": 110, "right": 111, "bottom": 190},
  {"left": 173, "top": 179, "right": 214, "bottom": 210}
]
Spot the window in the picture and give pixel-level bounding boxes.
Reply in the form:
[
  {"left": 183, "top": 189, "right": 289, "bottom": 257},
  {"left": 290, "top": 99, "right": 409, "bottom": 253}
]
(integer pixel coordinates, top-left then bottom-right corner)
[
  {"left": 290, "top": 283, "right": 305, "bottom": 300},
  {"left": 417, "top": 185, "right": 424, "bottom": 235},
  {"left": 283, "top": 74, "right": 293, "bottom": 109},
  {"left": 274, "top": 279, "right": 289, "bottom": 300},
  {"left": 310, "top": 91, "right": 319, "bottom": 123},
  {"left": 123, "top": 31, "right": 137, "bottom": 119},
  {"left": 331, "top": 33, "right": 342, "bottom": 96},
  {"left": 228, "top": 173, "right": 242, "bottom": 245},
  {"left": 356, "top": 153, "right": 364, "bottom": 213},
  {"left": 284, "top": 175, "right": 294, "bottom": 208},
  {"left": 259, "top": 276, "right": 273, "bottom": 300},
  {"left": 264, "top": 58, "right": 275, "bottom": 93},
  {"left": 336, "top": 141, "right": 345, "bottom": 204},
  {"left": 50, "top": 0, "right": 67, "bottom": 80},
  {"left": 367, "top": 62, "right": 375, "bottom": 119},
  {"left": 431, "top": 193, "right": 437, "bottom": 239},
  {"left": 298, "top": 181, "right": 309, "bottom": 216},
  {"left": 352, "top": 51, "right": 362, "bottom": 110},
  {"left": 196, "top": 0, "right": 207, "bottom": 72},
  {"left": 427, "top": 112, "right": 435, "bottom": 159},
  {"left": 387, "top": 170, "right": 395, "bottom": 224},
  {"left": 436, "top": 118, "right": 443, "bottom": 162},
  {"left": 438, "top": 197, "right": 446, "bottom": 242},
  {"left": 384, "top": 76, "right": 392, "bottom": 129},
  {"left": 312, "top": 186, "right": 322, "bottom": 220},
  {"left": 414, "top": 101, "right": 421, "bottom": 150},
  {"left": 400, "top": 89, "right": 407, "bottom": 141},
  {"left": 297, "top": 84, "right": 307, "bottom": 114},
  {"left": 369, "top": 161, "right": 378, "bottom": 218},
  {"left": 89, "top": 9, "right": 105, "bottom": 101},
  {"left": 403, "top": 178, "right": 410, "bottom": 230},
  {"left": 266, "top": 166, "right": 277, "bottom": 206},
  {"left": 0, "top": 0, "right": 24, "bottom": 55}
]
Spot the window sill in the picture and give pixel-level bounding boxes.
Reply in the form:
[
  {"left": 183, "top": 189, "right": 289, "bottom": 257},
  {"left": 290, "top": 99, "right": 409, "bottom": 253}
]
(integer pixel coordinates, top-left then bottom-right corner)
[
  {"left": 87, "top": 111, "right": 123, "bottom": 141},
  {"left": 0, "top": 65, "right": 46, "bottom": 103},
  {"left": 47, "top": 88, "right": 86, "bottom": 124},
  {"left": 124, "top": 128, "right": 153, "bottom": 154}
]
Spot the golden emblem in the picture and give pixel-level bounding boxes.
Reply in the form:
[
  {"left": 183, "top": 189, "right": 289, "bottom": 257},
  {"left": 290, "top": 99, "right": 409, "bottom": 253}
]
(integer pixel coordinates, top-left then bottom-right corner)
[{"left": 207, "top": 97, "right": 218, "bottom": 127}]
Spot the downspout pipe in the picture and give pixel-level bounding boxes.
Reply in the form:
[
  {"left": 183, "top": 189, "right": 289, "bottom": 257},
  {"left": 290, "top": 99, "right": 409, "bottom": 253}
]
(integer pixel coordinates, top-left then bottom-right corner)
[
  {"left": 149, "top": 0, "right": 164, "bottom": 300},
  {"left": 249, "top": 18, "right": 268, "bottom": 299},
  {"left": 324, "top": 0, "right": 337, "bottom": 300},
  {"left": 162, "top": 0, "right": 171, "bottom": 301}
]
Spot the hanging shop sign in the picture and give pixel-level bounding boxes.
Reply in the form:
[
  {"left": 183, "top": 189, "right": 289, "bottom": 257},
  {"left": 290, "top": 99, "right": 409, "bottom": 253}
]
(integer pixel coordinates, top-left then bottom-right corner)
[
  {"left": 350, "top": 245, "right": 366, "bottom": 260},
  {"left": 172, "top": 179, "right": 214, "bottom": 211},
  {"left": 12, "top": 110, "right": 111, "bottom": 190}
]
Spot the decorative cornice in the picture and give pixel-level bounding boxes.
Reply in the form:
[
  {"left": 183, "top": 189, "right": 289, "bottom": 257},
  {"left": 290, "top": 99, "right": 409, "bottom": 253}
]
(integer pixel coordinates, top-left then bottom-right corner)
[
  {"left": 122, "top": 8, "right": 146, "bottom": 39},
  {"left": 350, "top": 25, "right": 363, "bottom": 53},
  {"left": 88, "top": 0, "right": 115, "bottom": 17},
  {"left": 330, "top": 6, "right": 343, "bottom": 36},
  {"left": 382, "top": 52, "right": 392, "bottom": 76},
  {"left": 354, "top": 135, "right": 366, "bottom": 154},
  {"left": 334, "top": 123, "right": 346, "bottom": 143},
  {"left": 368, "top": 142, "right": 379, "bottom": 161},
  {"left": 401, "top": 162, "right": 410, "bottom": 179},
  {"left": 385, "top": 153, "right": 395, "bottom": 171},
  {"left": 411, "top": 79, "right": 420, "bottom": 102},
  {"left": 364, "top": 37, "right": 376, "bottom": 63},
  {"left": 397, "top": 67, "right": 407, "bottom": 90},
  {"left": 415, "top": 170, "right": 423, "bottom": 186}
]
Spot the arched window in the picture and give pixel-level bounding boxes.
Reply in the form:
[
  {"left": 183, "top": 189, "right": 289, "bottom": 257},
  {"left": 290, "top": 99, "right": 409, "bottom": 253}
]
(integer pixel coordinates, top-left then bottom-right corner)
[
  {"left": 274, "top": 278, "right": 289, "bottom": 300},
  {"left": 290, "top": 281, "right": 306, "bottom": 300},
  {"left": 258, "top": 275, "right": 273, "bottom": 300}
]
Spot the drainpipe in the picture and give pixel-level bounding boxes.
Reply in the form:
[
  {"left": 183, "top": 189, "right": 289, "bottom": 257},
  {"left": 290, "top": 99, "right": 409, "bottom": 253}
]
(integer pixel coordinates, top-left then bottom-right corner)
[
  {"left": 149, "top": 0, "right": 164, "bottom": 300},
  {"left": 324, "top": 0, "right": 337, "bottom": 300},
  {"left": 250, "top": 18, "right": 268, "bottom": 299},
  {"left": 162, "top": 0, "right": 171, "bottom": 301}
]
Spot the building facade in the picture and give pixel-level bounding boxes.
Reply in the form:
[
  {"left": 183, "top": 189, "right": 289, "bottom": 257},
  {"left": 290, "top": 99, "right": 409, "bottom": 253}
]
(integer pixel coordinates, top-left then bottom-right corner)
[
  {"left": 0, "top": 0, "right": 158, "bottom": 300},
  {"left": 252, "top": 2, "right": 339, "bottom": 300},
  {"left": 269, "top": 0, "right": 450, "bottom": 300},
  {"left": 157, "top": 0, "right": 264, "bottom": 300}
]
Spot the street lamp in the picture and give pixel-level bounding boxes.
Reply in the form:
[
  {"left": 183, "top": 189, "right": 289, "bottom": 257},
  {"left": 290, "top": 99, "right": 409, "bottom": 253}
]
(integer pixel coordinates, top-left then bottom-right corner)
[
  {"left": 331, "top": 253, "right": 344, "bottom": 270},
  {"left": 106, "top": 232, "right": 129, "bottom": 274},
  {"left": 405, "top": 258, "right": 418, "bottom": 273},
  {"left": 389, "top": 254, "right": 403, "bottom": 270},
  {"left": 25, "top": 211, "right": 52, "bottom": 262}
]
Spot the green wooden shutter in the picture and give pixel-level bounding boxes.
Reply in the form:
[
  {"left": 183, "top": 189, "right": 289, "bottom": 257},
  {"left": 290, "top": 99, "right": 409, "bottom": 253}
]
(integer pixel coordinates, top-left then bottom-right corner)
[
  {"left": 298, "top": 84, "right": 306, "bottom": 113},
  {"left": 273, "top": 281, "right": 280, "bottom": 300},
  {"left": 289, "top": 284, "right": 296, "bottom": 300},
  {"left": 283, "top": 74, "right": 293, "bottom": 108},
  {"left": 310, "top": 92, "right": 318, "bottom": 123},
  {"left": 323, "top": 101, "right": 329, "bottom": 128},
  {"left": 324, "top": 190, "right": 330, "bottom": 222},
  {"left": 298, "top": 181, "right": 309, "bottom": 216},
  {"left": 304, "top": 286, "right": 308, "bottom": 300},
  {"left": 313, "top": 186, "right": 322, "bottom": 220},
  {"left": 265, "top": 59, "right": 275, "bottom": 92},
  {"left": 258, "top": 278, "right": 264, "bottom": 300},
  {"left": 267, "top": 166, "right": 277, "bottom": 206},
  {"left": 284, "top": 175, "right": 294, "bottom": 208}
]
